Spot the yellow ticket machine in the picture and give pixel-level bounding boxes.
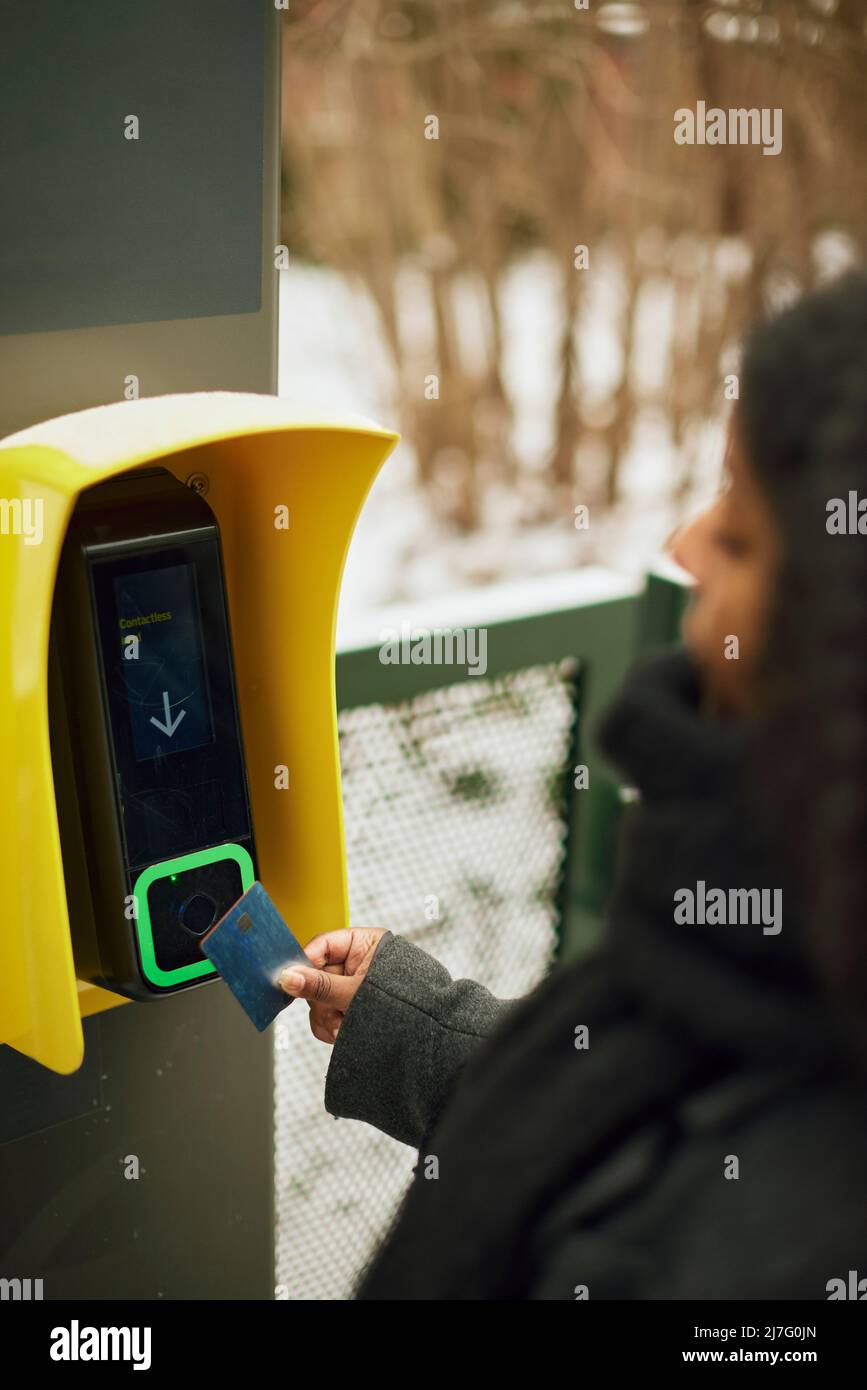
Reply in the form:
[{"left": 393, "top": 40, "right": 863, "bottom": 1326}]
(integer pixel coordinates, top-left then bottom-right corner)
[{"left": 0, "top": 392, "right": 398, "bottom": 1074}]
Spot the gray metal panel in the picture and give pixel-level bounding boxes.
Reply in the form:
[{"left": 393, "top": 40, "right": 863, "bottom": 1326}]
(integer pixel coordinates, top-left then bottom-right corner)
[
  {"left": 0, "top": 3, "right": 280, "bottom": 1298},
  {"left": 0, "top": 1, "right": 280, "bottom": 437},
  {"left": 0, "top": 982, "right": 274, "bottom": 1299}
]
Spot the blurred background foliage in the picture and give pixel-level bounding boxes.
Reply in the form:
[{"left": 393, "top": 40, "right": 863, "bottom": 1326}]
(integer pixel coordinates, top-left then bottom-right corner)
[{"left": 279, "top": 0, "right": 866, "bottom": 592}]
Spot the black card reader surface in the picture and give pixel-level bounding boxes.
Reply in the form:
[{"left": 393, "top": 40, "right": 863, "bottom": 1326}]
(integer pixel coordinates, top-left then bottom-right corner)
[{"left": 48, "top": 468, "right": 257, "bottom": 998}]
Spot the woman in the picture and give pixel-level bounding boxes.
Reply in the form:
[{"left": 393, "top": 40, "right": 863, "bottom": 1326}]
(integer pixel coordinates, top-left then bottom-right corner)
[{"left": 280, "top": 270, "right": 867, "bottom": 1299}]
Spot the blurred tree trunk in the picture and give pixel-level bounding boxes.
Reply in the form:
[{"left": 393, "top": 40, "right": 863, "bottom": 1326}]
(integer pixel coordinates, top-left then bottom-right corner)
[{"left": 280, "top": 0, "right": 867, "bottom": 548}]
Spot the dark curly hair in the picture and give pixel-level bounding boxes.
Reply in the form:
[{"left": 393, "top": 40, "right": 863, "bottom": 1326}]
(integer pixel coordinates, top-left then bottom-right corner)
[{"left": 737, "top": 269, "right": 867, "bottom": 1026}]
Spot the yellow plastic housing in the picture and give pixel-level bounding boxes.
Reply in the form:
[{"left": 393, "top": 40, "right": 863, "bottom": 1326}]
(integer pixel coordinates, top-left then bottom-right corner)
[{"left": 0, "top": 392, "right": 398, "bottom": 1074}]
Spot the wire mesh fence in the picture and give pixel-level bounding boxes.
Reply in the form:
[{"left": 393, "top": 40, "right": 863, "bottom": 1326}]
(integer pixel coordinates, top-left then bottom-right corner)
[{"left": 274, "top": 659, "right": 579, "bottom": 1299}]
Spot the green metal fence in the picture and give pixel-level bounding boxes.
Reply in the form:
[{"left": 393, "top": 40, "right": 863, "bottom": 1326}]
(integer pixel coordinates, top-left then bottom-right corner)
[{"left": 335, "top": 568, "right": 688, "bottom": 964}]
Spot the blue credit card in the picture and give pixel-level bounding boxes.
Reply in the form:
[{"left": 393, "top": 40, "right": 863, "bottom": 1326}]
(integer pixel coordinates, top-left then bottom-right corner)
[{"left": 199, "top": 882, "right": 308, "bottom": 1031}]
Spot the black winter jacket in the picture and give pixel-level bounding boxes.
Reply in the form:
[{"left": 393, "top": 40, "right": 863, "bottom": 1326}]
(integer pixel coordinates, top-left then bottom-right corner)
[{"left": 324, "top": 649, "right": 867, "bottom": 1299}]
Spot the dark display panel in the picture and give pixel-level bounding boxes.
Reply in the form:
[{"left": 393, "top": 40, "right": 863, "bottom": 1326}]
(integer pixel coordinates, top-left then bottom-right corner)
[
  {"left": 113, "top": 562, "right": 215, "bottom": 762},
  {"left": 91, "top": 535, "right": 253, "bottom": 872},
  {"left": 0, "top": 0, "right": 265, "bottom": 336}
]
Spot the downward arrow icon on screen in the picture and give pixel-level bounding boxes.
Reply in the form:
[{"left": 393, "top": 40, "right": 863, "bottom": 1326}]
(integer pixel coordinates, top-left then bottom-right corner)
[{"left": 149, "top": 691, "right": 187, "bottom": 738}]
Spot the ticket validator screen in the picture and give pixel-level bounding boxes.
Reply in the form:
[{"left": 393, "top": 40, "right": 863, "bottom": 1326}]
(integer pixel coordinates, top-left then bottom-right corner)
[{"left": 113, "top": 563, "right": 216, "bottom": 762}]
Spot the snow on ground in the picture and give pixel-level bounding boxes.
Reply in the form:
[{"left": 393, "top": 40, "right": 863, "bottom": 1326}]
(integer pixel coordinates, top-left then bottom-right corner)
[{"left": 277, "top": 254, "right": 723, "bottom": 643}]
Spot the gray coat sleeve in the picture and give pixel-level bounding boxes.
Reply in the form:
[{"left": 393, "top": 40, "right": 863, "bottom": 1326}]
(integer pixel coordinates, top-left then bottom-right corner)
[{"left": 324, "top": 931, "right": 517, "bottom": 1148}]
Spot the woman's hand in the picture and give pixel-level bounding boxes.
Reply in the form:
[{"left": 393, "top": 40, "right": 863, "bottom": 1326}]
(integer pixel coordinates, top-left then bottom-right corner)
[{"left": 278, "top": 927, "right": 388, "bottom": 1045}]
